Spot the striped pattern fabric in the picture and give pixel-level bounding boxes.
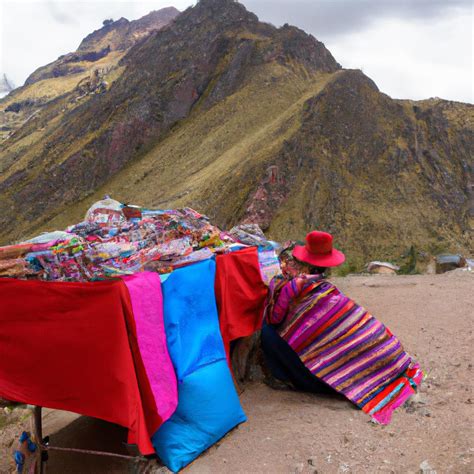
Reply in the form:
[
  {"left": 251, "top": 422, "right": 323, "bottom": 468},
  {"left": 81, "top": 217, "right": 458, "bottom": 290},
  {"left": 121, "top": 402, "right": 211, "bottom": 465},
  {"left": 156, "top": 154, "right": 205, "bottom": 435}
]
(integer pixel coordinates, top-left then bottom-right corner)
[{"left": 266, "top": 276, "right": 423, "bottom": 424}]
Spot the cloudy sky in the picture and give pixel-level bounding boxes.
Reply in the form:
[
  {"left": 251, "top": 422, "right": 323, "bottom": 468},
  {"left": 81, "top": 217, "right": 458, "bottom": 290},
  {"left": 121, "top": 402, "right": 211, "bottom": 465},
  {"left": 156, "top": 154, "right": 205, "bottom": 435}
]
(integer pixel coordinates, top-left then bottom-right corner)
[{"left": 0, "top": 0, "right": 472, "bottom": 102}]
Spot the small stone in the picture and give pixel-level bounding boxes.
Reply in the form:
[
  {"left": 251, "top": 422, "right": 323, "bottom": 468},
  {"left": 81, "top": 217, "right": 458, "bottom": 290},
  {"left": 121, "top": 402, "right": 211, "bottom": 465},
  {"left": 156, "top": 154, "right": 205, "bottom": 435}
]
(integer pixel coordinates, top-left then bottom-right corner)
[
  {"left": 419, "top": 460, "right": 437, "bottom": 474},
  {"left": 293, "top": 462, "right": 305, "bottom": 473},
  {"left": 339, "top": 462, "right": 350, "bottom": 472},
  {"left": 308, "top": 457, "right": 317, "bottom": 466},
  {"left": 419, "top": 407, "right": 431, "bottom": 417},
  {"left": 411, "top": 393, "right": 427, "bottom": 405}
]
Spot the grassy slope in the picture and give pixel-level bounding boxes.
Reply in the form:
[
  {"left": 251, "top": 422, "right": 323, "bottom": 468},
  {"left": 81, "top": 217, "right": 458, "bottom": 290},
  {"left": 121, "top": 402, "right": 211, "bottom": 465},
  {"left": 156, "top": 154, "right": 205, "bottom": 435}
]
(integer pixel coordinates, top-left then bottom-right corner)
[
  {"left": 0, "top": 51, "right": 126, "bottom": 143},
  {"left": 0, "top": 62, "right": 126, "bottom": 178},
  {"left": 1, "top": 52, "right": 124, "bottom": 108},
  {"left": 32, "top": 64, "right": 338, "bottom": 234}
]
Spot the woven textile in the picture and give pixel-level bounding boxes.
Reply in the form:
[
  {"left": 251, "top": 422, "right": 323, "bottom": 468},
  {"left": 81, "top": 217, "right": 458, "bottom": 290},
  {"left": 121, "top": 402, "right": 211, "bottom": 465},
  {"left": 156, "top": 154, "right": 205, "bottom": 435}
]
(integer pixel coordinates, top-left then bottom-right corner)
[{"left": 266, "top": 275, "right": 423, "bottom": 424}]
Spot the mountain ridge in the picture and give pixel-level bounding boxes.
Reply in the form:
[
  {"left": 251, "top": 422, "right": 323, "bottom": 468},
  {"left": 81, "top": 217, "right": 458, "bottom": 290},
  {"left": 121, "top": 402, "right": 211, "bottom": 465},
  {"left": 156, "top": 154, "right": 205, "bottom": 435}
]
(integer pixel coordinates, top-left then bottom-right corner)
[
  {"left": 0, "top": 7, "right": 179, "bottom": 142},
  {"left": 25, "top": 7, "right": 181, "bottom": 86},
  {"left": 0, "top": 0, "right": 472, "bottom": 266}
]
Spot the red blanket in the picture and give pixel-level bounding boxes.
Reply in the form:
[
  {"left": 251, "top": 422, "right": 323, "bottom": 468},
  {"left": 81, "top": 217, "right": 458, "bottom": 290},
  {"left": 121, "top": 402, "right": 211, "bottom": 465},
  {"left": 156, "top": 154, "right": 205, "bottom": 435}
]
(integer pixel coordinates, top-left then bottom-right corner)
[
  {"left": 0, "top": 278, "right": 161, "bottom": 455},
  {"left": 215, "top": 248, "right": 268, "bottom": 363}
]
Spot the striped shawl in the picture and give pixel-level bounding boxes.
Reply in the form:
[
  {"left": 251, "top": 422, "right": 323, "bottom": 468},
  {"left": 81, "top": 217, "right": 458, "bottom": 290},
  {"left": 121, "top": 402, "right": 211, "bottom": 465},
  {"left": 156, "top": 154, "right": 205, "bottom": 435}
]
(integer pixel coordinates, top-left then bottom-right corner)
[{"left": 265, "top": 275, "right": 423, "bottom": 424}]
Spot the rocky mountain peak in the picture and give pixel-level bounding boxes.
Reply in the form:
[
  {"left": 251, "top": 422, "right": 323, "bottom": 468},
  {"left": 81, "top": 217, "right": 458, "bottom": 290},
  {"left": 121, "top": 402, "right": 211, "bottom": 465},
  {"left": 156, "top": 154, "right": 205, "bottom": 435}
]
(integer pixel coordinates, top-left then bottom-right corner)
[
  {"left": 197, "top": 0, "right": 247, "bottom": 10},
  {"left": 77, "top": 7, "right": 180, "bottom": 53},
  {"left": 175, "top": 0, "right": 259, "bottom": 30},
  {"left": 23, "top": 7, "right": 179, "bottom": 86},
  {"left": 131, "top": 0, "right": 339, "bottom": 77}
]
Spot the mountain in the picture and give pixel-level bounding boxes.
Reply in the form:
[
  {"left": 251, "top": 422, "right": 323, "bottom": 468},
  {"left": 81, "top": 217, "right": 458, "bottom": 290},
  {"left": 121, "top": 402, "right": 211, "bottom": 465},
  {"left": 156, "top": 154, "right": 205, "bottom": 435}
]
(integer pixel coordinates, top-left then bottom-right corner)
[
  {"left": 0, "top": 7, "right": 179, "bottom": 141},
  {"left": 0, "top": 0, "right": 472, "bottom": 267},
  {"left": 25, "top": 8, "right": 180, "bottom": 86}
]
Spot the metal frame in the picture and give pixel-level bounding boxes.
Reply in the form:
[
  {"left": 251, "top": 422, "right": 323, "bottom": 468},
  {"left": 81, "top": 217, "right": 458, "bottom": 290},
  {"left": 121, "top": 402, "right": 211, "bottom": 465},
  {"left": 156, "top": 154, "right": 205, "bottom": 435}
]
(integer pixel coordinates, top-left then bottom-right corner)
[{"left": 32, "top": 406, "right": 149, "bottom": 473}]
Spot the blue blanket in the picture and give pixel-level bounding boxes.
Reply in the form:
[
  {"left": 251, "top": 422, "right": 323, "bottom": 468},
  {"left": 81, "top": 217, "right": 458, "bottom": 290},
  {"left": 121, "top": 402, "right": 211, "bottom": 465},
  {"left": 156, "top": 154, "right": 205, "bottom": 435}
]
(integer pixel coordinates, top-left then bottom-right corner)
[{"left": 152, "top": 259, "right": 246, "bottom": 472}]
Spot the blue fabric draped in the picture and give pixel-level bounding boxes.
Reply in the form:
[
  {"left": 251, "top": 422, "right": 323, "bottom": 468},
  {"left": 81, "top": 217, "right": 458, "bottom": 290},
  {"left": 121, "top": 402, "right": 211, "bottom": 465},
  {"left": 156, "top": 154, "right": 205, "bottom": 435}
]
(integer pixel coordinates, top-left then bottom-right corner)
[{"left": 152, "top": 259, "right": 246, "bottom": 472}]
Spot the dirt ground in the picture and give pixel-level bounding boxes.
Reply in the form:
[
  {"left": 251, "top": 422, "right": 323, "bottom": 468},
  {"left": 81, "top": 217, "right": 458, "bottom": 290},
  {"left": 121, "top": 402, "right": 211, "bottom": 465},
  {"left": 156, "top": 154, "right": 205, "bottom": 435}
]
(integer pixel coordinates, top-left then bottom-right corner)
[{"left": 1, "top": 272, "right": 473, "bottom": 473}]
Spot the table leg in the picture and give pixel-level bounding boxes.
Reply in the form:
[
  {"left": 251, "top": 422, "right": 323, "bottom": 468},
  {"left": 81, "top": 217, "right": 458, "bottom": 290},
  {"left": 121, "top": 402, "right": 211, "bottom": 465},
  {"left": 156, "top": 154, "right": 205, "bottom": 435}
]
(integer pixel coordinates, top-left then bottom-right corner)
[{"left": 33, "top": 406, "right": 44, "bottom": 474}]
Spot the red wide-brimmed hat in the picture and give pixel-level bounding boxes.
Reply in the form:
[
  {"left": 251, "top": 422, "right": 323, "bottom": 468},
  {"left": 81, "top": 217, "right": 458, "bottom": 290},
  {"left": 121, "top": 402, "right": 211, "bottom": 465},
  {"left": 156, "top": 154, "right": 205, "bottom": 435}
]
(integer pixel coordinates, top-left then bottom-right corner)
[{"left": 292, "top": 231, "right": 345, "bottom": 267}]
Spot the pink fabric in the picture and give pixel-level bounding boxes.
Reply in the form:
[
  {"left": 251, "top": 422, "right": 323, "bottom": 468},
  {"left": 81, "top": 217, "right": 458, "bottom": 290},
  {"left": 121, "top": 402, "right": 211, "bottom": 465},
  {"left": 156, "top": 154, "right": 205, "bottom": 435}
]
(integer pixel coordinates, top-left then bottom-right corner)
[{"left": 122, "top": 272, "right": 178, "bottom": 422}]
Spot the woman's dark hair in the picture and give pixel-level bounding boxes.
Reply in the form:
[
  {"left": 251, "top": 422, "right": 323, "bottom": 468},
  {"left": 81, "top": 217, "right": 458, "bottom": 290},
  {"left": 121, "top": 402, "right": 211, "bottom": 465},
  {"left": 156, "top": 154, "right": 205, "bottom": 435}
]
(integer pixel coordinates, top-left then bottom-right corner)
[{"left": 309, "top": 265, "right": 328, "bottom": 276}]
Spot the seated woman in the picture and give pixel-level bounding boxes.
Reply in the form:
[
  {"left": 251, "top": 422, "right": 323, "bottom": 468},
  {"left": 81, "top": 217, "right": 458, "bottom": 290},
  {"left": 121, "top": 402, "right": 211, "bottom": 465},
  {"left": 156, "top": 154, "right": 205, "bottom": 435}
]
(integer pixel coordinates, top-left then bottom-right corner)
[{"left": 261, "top": 231, "right": 423, "bottom": 424}]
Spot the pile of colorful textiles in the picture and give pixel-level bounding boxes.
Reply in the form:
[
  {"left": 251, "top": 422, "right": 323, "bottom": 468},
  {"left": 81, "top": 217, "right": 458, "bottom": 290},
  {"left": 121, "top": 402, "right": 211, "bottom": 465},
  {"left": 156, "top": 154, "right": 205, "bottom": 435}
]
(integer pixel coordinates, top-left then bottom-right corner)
[
  {"left": 0, "top": 198, "right": 278, "bottom": 472},
  {"left": 0, "top": 251, "right": 269, "bottom": 472},
  {"left": 0, "top": 198, "right": 282, "bottom": 284}
]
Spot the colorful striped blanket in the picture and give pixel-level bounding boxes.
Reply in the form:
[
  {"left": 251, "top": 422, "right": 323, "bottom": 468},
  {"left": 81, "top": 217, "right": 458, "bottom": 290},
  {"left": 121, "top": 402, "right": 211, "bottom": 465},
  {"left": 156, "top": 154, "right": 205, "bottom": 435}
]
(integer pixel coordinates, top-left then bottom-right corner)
[{"left": 266, "top": 275, "right": 423, "bottom": 424}]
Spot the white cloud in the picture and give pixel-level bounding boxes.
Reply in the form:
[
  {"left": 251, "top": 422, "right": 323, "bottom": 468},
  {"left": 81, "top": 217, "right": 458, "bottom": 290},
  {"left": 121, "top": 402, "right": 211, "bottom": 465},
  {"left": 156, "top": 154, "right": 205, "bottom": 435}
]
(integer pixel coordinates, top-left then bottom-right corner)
[{"left": 327, "top": 10, "right": 473, "bottom": 102}]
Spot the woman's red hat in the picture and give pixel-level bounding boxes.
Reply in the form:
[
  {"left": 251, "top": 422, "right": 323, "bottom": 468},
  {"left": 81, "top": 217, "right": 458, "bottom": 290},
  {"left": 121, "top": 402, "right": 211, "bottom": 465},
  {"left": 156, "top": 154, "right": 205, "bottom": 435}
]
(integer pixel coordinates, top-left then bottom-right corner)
[{"left": 292, "top": 231, "right": 345, "bottom": 267}]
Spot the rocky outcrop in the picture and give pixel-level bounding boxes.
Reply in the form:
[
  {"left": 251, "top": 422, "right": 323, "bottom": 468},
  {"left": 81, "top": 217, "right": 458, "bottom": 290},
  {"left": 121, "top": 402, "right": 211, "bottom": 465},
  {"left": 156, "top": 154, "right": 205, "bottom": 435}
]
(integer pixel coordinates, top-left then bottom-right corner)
[{"left": 78, "top": 8, "right": 180, "bottom": 52}]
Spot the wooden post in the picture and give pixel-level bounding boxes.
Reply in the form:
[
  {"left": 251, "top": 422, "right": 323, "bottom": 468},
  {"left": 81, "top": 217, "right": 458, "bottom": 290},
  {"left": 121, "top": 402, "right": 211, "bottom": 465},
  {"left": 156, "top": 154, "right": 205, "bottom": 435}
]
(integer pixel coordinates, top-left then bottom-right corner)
[{"left": 33, "top": 406, "right": 44, "bottom": 474}]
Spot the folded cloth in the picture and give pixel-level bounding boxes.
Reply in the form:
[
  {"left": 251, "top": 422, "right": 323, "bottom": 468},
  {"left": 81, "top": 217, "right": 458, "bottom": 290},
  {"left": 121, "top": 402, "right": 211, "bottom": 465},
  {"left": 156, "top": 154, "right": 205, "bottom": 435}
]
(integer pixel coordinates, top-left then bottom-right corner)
[
  {"left": 152, "top": 259, "right": 246, "bottom": 472},
  {"left": 0, "top": 243, "right": 34, "bottom": 260},
  {"left": 122, "top": 272, "right": 178, "bottom": 423},
  {"left": 0, "top": 278, "right": 161, "bottom": 455},
  {"left": 215, "top": 247, "right": 268, "bottom": 364}
]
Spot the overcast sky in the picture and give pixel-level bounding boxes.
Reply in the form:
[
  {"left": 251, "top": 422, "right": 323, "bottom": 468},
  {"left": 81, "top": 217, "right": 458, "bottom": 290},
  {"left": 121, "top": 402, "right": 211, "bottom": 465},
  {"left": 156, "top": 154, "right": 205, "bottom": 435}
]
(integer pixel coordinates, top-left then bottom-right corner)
[{"left": 0, "top": 0, "right": 472, "bottom": 102}]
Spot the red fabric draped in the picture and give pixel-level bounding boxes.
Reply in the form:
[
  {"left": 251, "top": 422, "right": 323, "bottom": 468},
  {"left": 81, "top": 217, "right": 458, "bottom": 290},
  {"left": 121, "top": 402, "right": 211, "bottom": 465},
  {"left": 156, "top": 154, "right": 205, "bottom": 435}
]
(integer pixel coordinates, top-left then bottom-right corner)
[
  {"left": 215, "top": 247, "right": 268, "bottom": 364},
  {"left": 0, "top": 278, "right": 161, "bottom": 455}
]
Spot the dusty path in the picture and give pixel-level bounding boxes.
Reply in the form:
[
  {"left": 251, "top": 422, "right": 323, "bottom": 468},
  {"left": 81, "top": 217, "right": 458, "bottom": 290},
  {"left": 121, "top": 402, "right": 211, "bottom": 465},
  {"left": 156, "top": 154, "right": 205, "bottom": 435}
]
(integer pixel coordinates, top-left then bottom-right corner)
[{"left": 1, "top": 273, "right": 473, "bottom": 473}]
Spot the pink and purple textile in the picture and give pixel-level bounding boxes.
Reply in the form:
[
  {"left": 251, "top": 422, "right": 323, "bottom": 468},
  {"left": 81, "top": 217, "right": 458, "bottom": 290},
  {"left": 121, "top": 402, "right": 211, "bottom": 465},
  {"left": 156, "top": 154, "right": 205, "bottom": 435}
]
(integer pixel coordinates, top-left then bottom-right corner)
[
  {"left": 266, "top": 275, "right": 423, "bottom": 424},
  {"left": 122, "top": 272, "right": 178, "bottom": 423}
]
